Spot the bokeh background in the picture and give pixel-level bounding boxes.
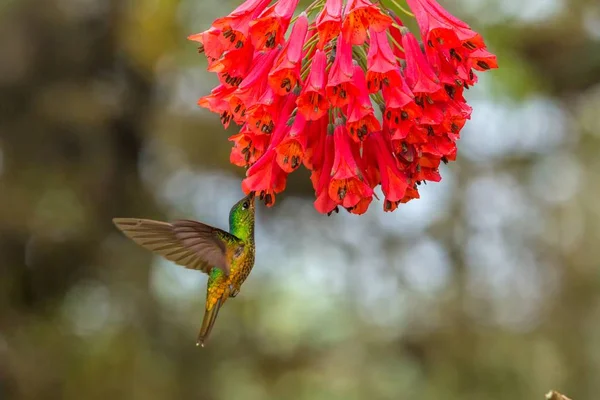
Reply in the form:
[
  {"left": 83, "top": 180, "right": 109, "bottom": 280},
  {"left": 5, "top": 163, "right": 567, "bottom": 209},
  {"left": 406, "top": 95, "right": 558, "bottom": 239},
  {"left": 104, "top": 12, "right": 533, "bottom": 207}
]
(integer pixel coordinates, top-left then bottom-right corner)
[{"left": 1, "top": 0, "right": 599, "bottom": 399}]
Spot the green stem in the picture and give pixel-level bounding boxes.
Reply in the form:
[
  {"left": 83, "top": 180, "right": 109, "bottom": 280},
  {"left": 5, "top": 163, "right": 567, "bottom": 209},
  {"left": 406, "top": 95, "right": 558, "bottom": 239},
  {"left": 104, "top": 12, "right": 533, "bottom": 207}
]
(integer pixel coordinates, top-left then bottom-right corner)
[
  {"left": 353, "top": 45, "right": 369, "bottom": 70},
  {"left": 303, "top": 34, "right": 319, "bottom": 49},
  {"left": 384, "top": 0, "right": 415, "bottom": 18},
  {"left": 371, "top": 92, "right": 385, "bottom": 107},
  {"left": 386, "top": 31, "right": 404, "bottom": 53},
  {"left": 292, "top": 0, "right": 325, "bottom": 23}
]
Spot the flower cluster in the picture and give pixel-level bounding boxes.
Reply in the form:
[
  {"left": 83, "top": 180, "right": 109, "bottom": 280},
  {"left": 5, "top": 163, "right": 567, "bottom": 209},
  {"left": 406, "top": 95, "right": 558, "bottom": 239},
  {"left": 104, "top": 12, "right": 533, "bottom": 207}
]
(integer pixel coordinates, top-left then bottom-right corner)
[{"left": 190, "top": 0, "right": 497, "bottom": 214}]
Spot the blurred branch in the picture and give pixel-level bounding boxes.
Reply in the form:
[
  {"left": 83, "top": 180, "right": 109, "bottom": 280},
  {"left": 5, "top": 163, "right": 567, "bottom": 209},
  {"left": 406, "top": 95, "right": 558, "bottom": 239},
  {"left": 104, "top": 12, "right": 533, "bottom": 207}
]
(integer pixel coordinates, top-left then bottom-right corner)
[{"left": 546, "top": 390, "right": 573, "bottom": 400}]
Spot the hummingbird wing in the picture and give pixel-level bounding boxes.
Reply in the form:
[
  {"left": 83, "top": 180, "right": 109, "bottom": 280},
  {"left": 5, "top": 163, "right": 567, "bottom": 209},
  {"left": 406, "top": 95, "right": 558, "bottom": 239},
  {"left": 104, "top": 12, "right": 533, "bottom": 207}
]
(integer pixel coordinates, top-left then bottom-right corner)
[{"left": 112, "top": 218, "right": 243, "bottom": 275}]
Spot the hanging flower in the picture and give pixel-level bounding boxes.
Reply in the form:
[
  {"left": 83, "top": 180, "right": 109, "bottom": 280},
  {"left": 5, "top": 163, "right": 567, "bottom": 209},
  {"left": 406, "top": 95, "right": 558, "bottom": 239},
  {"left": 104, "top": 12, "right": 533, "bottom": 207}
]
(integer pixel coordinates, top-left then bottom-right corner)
[{"left": 191, "top": 0, "right": 498, "bottom": 215}]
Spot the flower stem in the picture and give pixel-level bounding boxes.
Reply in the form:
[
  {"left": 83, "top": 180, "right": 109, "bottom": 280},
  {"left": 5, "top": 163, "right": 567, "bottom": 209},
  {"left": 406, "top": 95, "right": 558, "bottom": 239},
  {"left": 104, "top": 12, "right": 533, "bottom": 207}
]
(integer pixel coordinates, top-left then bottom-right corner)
[
  {"left": 371, "top": 92, "right": 385, "bottom": 108},
  {"left": 352, "top": 45, "right": 369, "bottom": 71},
  {"left": 292, "top": 0, "right": 325, "bottom": 23},
  {"left": 303, "top": 34, "right": 319, "bottom": 50},
  {"left": 386, "top": 31, "right": 404, "bottom": 54},
  {"left": 384, "top": 0, "right": 415, "bottom": 18}
]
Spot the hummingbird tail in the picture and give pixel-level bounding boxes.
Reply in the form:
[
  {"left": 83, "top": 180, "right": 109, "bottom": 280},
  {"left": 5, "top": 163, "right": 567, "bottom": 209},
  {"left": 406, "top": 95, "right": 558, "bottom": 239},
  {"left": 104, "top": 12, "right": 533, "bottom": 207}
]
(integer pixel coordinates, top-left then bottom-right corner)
[{"left": 196, "top": 297, "right": 224, "bottom": 347}]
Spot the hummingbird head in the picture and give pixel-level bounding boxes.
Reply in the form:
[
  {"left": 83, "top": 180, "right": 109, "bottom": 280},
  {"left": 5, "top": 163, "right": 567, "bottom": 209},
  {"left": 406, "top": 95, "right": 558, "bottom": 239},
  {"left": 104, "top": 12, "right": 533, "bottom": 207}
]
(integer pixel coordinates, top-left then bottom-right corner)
[{"left": 229, "top": 192, "right": 255, "bottom": 235}]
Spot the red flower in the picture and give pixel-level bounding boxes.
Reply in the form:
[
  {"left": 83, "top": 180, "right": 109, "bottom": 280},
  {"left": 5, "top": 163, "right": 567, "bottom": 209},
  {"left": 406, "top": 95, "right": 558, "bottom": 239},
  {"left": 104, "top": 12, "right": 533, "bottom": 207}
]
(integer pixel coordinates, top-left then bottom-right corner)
[
  {"left": 402, "top": 30, "right": 447, "bottom": 101},
  {"left": 406, "top": 0, "right": 497, "bottom": 92},
  {"left": 188, "top": 27, "right": 226, "bottom": 67},
  {"left": 313, "top": 131, "right": 338, "bottom": 215},
  {"left": 296, "top": 49, "right": 329, "bottom": 121},
  {"left": 350, "top": 197, "right": 374, "bottom": 215},
  {"left": 245, "top": 85, "right": 281, "bottom": 135},
  {"left": 426, "top": 49, "right": 461, "bottom": 86},
  {"left": 249, "top": 0, "right": 300, "bottom": 50},
  {"left": 207, "top": 43, "right": 255, "bottom": 88},
  {"left": 413, "top": 154, "right": 442, "bottom": 183},
  {"left": 382, "top": 79, "right": 422, "bottom": 140},
  {"left": 326, "top": 35, "right": 357, "bottom": 108},
  {"left": 400, "top": 184, "right": 421, "bottom": 203},
  {"left": 315, "top": 0, "right": 343, "bottom": 49},
  {"left": 197, "top": 84, "right": 237, "bottom": 128},
  {"left": 346, "top": 66, "right": 381, "bottom": 142},
  {"left": 228, "top": 49, "right": 280, "bottom": 123},
  {"left": 268, "top": 13, "right": 308, "bottom": 96},
  {"left": 469, "top": 48, "right": 499, "bottom": 71},
  {"left": 229, "top": 125, "right": 270, "bottom": 167},
  {"left": 421, "top": 134, "right": 456, "bottom": 160},
  {"left": 442, "top": 97, "right": 472, "bottom": 138},
  {"left": 365, "top": 131, "right": 409, "bottom": 211},
  {"left": 193, "top": 0, "right": 498, "bottom": 215},
  {"left": 387, "top": 11, "right": 406, "bottom": 61},
  {"left": 329, "top": 123, "right": 374, "bottom": 211},
  {"left": 211, "top": 0, "right": 272, "bottom": 50},
  {"left": 275, "top": 112, "right": 309, "bottom": 173},
  {"left": 365, "top": 28, "right": 402, "bottom": 92},
  {"left": 407, "top": 0, "right": 484, "bottom": 51},
  {"left": 242, "top": 94, "right": 297, "bottom": 205},
  {"left": 241, "top": 155, "right": 287, "bottom": 206},
  {"left": 304, "top": 116, "right": 329, "bottom": 171},
  {"left": 342, "top": 0, "right": 392, "bottom": 45}
]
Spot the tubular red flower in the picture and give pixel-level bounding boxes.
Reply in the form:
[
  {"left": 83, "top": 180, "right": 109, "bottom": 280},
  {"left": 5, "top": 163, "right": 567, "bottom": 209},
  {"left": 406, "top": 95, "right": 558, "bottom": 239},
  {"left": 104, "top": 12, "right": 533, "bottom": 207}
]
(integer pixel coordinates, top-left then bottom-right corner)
[
  {"left": 242, "top": 95, "right": 297, "bottom": 205},
  {"left": 208, "top": 43, "right": 255, "bottom": 88},
  {"left": 365, "top": 131, "right": 409, "bottom": 210},
  {"left": 211, "top": 0, "right": 272, "bottom": 51},
  {"left": 394, "top": 140, "right": 420, "bottom": 167},
  {"left": 241, "top": 156, "right": 287, "bottom": 206},
  {"left": 193, "top": 0, "right": 498, "bottom": 215},
  {"left": 426, "top": 49, "right": 462, "bottom": 86},
  {"left": 268, "top": 13, "right": 308, "bottom": 96},
  {"left": 400, "top": 184, "right": 421, "bottom": 203},
  {"left": 407, "top": 0, "right": 484, "bottom": 51},
  {"left": 402, "top": 30, "right": 447, "bottom": 100},
  {"left": 421, "top": 134, "right": 456, "bottom": 160},
  {"left": 326, "top": 35, "right": 357, "bottom": 108},
  {"left": 382, "top": 79, "right": 422, "bottom": 140},
  {"left": 346, "top": 66, "right": 381, "bottom": 142},
  {"left": 413, "top": 154, "right": 442, "bottom": 183},
  {"left": 349, "top": 196, "right": 373, "bottom": 215},
  {"left": 197, "top": 84, "right": 237, "bottom": 128},
  {"left": 249, "top": 0, "right": 301, "bottom": 50},
  {"left": 229, "top": 125, "right": 270, "bottom": 167},
  {"left": 366, "top": 28, "right": 402, "bottom": 92},
  {"left": 387, "top": 11, "right": 406, "bottom": 61},
  {"left": 304, "top": 116, "right": 329, "bottom": 171},
  {"left": 407, "top": 0, "right": 498, "bottom": 94},
  {"left": 342, "top": 0, "right": 392, "bottom": 45},
  {"left": 228, "top": 49, "right": 280, "bottom": 123},
  {"left": 275, "top": 112, "right": 309, "bottom": 173},
  {"left": 245, "top": 85, "right": 282, "bottom": 135},
  {"left": 296, "top": 49, "right": 329, "bottom": 121},
  {"left": 315, "top": 0, "right": 343, "bottom": 49},
  {"left": 444, "top": 99, "right": 471, "bottom": 139},
  {"left": 469, "top": 48, "right": 499, "bottom": 71},
  {"left": 188, "top": 27, "right": 226, "bottom": 67},
  {"left": 313, "top": 132, "right": 338, "bottom": 215},
  {"left": 329, "top": 123, "right": 374, "bottom": 210}
]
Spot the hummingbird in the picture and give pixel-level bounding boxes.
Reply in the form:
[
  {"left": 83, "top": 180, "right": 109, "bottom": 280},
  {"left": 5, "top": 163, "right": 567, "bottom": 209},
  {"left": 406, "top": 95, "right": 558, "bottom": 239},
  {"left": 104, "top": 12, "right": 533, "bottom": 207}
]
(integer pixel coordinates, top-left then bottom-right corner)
[{"left": 112, "top": 192, "right": 256, "bottom": 347}]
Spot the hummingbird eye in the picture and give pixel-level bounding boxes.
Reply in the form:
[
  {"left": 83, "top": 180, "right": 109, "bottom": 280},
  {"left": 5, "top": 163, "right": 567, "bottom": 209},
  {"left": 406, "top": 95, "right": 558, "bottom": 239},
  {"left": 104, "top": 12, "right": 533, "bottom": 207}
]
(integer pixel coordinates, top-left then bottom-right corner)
[{"left": 242, "top": 201, "right": 249, "bottom": 210}]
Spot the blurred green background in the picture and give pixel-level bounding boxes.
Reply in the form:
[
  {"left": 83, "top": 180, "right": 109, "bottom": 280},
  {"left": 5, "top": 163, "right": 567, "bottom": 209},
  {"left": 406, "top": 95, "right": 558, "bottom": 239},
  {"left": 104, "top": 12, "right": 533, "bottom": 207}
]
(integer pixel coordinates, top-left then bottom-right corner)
[{"left": 1, "top": 0, "right": 599, "bottom": 399}]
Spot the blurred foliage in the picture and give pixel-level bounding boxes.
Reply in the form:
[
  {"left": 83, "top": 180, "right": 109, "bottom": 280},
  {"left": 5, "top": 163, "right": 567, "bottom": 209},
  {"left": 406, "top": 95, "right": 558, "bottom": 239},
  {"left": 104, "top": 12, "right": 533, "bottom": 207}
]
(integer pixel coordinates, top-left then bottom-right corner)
[{"left": 0, "top": 0, "right": 599, "bottom": 399}]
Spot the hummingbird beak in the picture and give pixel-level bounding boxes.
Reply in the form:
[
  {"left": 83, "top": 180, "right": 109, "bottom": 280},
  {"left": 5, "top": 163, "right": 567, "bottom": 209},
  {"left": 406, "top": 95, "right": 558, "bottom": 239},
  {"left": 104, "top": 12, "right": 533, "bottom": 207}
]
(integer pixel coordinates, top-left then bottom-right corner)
[{"left": 246, "top": 191, "right": 255, "bottom": 206}]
